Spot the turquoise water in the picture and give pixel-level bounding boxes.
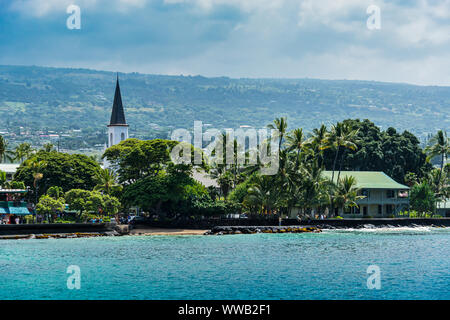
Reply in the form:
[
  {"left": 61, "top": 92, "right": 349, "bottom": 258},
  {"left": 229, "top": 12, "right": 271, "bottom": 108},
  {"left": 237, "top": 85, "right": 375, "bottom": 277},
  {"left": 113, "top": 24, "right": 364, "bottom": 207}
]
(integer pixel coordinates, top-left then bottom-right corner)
[{"left": 0, "top": 227, "right": 449, "bottom": 300}]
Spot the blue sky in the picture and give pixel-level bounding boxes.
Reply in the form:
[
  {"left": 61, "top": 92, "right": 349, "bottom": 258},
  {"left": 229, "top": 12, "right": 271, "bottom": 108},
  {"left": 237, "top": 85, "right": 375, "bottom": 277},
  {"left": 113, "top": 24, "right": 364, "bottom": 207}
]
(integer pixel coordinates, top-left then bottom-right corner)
[{"left": 0, "top": 0, "right": 449, "bottom": 85}]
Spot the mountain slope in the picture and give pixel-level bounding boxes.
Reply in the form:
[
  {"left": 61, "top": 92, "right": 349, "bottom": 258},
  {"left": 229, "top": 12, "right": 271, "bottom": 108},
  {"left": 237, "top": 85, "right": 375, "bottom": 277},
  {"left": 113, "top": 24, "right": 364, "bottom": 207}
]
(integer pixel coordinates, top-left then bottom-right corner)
[{"left": 0, "top": 65, "right": 449, "bottom": 147}]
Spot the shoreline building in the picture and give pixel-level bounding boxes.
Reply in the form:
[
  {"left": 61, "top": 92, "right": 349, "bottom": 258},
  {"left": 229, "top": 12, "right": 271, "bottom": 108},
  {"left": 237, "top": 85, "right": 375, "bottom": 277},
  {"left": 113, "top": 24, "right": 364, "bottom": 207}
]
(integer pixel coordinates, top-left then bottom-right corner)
[{"left": 290, "top": 171, "right": 410, "bottom": 218}]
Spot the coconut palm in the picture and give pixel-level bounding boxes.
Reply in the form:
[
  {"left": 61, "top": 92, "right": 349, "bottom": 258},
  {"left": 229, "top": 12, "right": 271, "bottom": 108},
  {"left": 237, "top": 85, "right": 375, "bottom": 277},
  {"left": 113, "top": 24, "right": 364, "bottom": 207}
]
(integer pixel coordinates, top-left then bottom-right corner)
[
  {"left": 244, "top": 174, "right": 279, "bottom": 215},
  {"left": 298, "top": 162, "right": 333, "bottom": 217},
  {"left": 0, "top": 136, "right": 5, "bottom": 163},
  {"left": 41, "top": 143, "right": 55, "bottom": 152},
  {"left": 1, "top": 140, "right": 15, "bottom": 163},
  {"left": 425, "top": 130, "right": 449, "bottom": 192},
  {"left": 28, "top": 160, "right": 46, "bottom": 222},
  {"left": 0, "top": 136, "right": 15, "bottom": 163},
  {"left": 94, "top": 168, "right": 122, "bottom": 195},
  {"left": 268, "top": 117, "right": 288, "bottom": 154},
  {"left": 14, "top": 142, "right": 34, "bottom": 163},
  {"left": 322, "top": 122, "right": 359, "bottom": 181},
  {"left": 0, "top": 170, "right": 6, "bottom": 188},
  {"left": 308, "top": 124, "right": 328, "bottom": 167},
  {"left": 333, "top": 176, "right": 365, "bottom": 216},
  {"left": 286, "top": 128, "right": 308, "bottom": 168}
]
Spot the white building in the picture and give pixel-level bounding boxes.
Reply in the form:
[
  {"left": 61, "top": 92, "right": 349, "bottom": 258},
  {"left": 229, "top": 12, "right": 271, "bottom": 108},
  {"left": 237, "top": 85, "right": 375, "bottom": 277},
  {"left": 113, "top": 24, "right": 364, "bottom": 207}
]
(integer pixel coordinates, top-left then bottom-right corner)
[{"left": 0, "top": 164, "right": 20, "bottom": 181}]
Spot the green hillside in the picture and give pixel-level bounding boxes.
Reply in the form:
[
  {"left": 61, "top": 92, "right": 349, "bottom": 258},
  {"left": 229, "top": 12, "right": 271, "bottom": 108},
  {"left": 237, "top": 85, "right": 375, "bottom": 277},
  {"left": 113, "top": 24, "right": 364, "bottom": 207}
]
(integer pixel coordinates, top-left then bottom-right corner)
[{"left": 0, "top": 65, "right": 449, "bottom": 150}]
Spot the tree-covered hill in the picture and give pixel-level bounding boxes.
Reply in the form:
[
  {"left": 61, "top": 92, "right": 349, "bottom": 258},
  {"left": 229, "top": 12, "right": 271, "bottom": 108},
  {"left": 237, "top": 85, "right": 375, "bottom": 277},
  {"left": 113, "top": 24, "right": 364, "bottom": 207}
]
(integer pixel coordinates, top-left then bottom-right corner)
[{"left": 0, "top": 65, "right": 449, "bottom": 147}]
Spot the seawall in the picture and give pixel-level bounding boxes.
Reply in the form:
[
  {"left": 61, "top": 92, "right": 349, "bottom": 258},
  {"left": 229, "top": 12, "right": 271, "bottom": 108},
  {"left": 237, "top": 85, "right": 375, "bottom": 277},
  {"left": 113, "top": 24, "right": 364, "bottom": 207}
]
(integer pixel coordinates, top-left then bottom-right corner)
[
  {"left": 0, "top": 223, "right": 115, "bottom": 236},
  {"left": 134, "top": 217, "right": 450, "bottom": 230}
]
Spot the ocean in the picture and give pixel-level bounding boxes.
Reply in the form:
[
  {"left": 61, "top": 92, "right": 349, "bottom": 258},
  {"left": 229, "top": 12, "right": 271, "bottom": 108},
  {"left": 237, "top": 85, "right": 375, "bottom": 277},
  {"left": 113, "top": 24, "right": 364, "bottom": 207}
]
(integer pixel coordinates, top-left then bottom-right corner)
[{"left": 0, "top": 227, "right": 449, "bottom": 300}]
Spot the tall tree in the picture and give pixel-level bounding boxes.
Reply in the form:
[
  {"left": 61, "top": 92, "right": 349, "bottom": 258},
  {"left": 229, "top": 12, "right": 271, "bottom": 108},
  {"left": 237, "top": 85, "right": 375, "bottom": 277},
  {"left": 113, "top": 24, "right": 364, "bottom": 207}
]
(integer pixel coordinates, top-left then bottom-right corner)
[
  {"left": 333, "top": 175, "right": 364, "bottom": 216},
  {"left": 94, "top": 168, "right": 122, "bottom": 195},
  {"left": 268, "top": 117, "right": 287, "bottom": 155},
  {"left": 0, "top": 170, "right": 6, "bottom": 188},
  {"left": 425, "top": 130, "right": 449, "bottom": 193},
  {"left": 0, "top": 136, "right": 5, "bottom": 164},
  {"left": 14, "top": 151, "right": 101, "bottom": 196},
  {"left": 14, "top": 142, "right": 34, "bottom": 163},
  {"left": 286, "top": 128, "right": 308, "bottom": 169},
  {"left": 308, "top": 124, "right": 328, "bottom": 167},
  {"left": 322, "top": 122, "right": 359, "bottom": 182}
]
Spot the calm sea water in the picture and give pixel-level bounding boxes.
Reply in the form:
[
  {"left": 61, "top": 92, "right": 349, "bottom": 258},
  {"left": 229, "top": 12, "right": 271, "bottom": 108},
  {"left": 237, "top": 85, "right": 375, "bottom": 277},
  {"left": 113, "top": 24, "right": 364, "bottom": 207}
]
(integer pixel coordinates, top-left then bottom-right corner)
[{"left": 0, "top": 227, "right": 449, "bottom": 300}]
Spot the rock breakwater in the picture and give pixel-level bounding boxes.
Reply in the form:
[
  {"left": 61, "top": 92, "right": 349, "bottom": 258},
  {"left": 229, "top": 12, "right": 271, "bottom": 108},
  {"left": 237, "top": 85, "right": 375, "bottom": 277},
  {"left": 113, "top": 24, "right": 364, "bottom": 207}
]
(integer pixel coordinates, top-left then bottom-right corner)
[{"left": 205, "top": 225, "right": 321, "bottom": 235}]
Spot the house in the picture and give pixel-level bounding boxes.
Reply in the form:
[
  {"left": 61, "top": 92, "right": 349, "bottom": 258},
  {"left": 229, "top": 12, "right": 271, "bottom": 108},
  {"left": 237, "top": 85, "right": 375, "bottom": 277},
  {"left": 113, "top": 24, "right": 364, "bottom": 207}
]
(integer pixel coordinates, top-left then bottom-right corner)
[
  {"left": 325, "top": 171, "right": 410, "bottom": 217},
  {"left": 0, "top": 164, "right": 21, "bottom": 181},
  {"left": 436, "top": 199, "right": 450, "bottom": 217},
  {"left": 290, "top": 171, "right": 410, "bottom": 218}
]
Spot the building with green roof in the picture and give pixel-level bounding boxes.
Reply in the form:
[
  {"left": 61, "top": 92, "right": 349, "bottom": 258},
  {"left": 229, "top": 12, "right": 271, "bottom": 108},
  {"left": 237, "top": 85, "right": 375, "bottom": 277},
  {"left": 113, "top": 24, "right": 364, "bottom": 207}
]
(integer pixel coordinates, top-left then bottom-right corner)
[
  {"left": 290, "top": 171, "right": 410, "bottom": 218},
  {"left": 324, "top": 171, "right": 409, "bottom": 217}
]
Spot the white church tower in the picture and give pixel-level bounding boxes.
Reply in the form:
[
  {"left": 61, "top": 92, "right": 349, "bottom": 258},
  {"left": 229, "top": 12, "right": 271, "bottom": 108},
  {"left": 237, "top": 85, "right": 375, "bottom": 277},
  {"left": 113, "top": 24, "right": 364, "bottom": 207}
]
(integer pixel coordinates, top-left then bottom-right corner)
[
  {"left": 107, "top": 74, "right": 129, "bottom": 148},
  {"left": 103, "top": 74, "right": 129, "bottom": 169}
]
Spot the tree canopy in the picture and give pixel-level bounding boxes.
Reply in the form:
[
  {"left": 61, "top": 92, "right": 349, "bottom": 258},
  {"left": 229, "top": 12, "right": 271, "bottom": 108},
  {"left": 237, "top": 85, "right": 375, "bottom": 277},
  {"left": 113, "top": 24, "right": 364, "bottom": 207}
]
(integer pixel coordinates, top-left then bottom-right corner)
[
  {"left": 322, "top": 119, "right": 431, "bottom": 183},
  {"left": 14, "top": 150, "right": 101, "bottom": 196}
]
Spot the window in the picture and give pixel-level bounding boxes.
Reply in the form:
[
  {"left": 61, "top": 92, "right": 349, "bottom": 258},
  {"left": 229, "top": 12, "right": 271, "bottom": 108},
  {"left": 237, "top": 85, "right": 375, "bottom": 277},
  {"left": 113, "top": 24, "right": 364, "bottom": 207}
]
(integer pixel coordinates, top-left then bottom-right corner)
[
  {"left": 378, "top": 205, "right": 382, "bottom": 214},
  {"left": 361, "top": 189, "right": 370, "bottom": 198},
  {"left": 110, "top": 133, "right": 113, "bottom": 145},
  {"left": 386, "top": 190, "right": 395, "bottom": 198},
  {"left": 386, "top": 205, "right": 394, "bottom": 214},
  {"left": 121, "top": 132, "right": 125, "bottom": 141}
]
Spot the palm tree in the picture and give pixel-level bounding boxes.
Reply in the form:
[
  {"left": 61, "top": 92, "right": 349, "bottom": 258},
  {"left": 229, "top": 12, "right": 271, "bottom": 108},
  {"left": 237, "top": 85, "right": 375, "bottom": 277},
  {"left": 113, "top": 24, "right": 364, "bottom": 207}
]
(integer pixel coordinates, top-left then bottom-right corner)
[
  {"left": 268, "top": 117, "right": 288, "bottom": 154},
  {"left": 41, "top": 143, "right": 55, "bottom": 152},
  {"left": 94, "top": 168, "right": 122, "bottom": 195},
  {"left": 275, "top": 149, "right": 300, "bottom": 216},
  {"left": 308, "top": 124, "right": 328, "bottom": 167},
  {"left": 14, "top": 142, "right": 34, "bottom": 163},
  {"left": 1, "top": 140, "right": 16, "bottom": 163},
  {"left": 28, "top": 160, "right": 46, "bottom": 222},
  {"left": 286, "top": 128, "right": 308, "bottom": 168},
  {"left": 0, "top": 170, "right": 6, "bottom": 188},
  {"left": 425, "top": 130, "right": 449, "bottom": 192},
  {"left": 0, "top": 136, "right": 5, "bottom": 163},
  {"left": 298, "top": 161, "right": 333, "bottom": 218},
  {"left": 322, "top": 122, "right": 359, "bottom": 182},
  {"left": 333, "top": 176, "right": 365, "bottom": 216},
  {"left": 244, "top": 174, "right": 279, "bottom": 215}
]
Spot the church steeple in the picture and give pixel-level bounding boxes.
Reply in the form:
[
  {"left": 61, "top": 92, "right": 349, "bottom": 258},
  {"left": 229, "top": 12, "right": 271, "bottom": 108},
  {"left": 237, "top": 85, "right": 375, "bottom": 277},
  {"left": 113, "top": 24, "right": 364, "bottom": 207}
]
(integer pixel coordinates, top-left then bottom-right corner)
[
  {"left": 109, "top": 73, "right": 128, "bottom": 126},
  {"left": 106, "top": 74, "right": 129, "bottom": 152}
]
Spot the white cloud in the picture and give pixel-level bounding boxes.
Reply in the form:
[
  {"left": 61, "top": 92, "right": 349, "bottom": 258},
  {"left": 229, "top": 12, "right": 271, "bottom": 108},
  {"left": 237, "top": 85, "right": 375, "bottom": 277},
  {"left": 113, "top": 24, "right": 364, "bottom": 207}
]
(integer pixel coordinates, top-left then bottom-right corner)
[
  {"left": 8, "top": 0, "right": 146, "bottom": 16},
  {"left": 163, "top": 0, "right": 284, "bottom": 12},
  {"left": 3, "top": 0, "right": 450, "bottom": 85},
  {"left": 385, "top": 1, "right": 450, "bottom": 47}
]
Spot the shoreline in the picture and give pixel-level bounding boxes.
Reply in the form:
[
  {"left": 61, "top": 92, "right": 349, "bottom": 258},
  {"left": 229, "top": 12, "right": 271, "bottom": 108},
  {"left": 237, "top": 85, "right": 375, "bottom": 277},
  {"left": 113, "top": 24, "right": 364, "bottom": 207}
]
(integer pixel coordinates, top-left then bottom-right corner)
[
  {"left": 130, "top": 228, "right": 208, "bottom": 236},
  {"left": 1, "top": 225, "right": 448, "bottom": 240},
  {"left": 1, "top": 218, "right": 450, "bottom": 240}
]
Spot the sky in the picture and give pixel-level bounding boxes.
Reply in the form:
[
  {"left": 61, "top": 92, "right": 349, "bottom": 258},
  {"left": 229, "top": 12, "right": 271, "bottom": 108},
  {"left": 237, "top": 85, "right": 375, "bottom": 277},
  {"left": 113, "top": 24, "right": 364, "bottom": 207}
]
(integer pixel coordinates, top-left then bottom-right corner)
[{"left": 0, "top": 0, "right": 449, "bottom": 85}]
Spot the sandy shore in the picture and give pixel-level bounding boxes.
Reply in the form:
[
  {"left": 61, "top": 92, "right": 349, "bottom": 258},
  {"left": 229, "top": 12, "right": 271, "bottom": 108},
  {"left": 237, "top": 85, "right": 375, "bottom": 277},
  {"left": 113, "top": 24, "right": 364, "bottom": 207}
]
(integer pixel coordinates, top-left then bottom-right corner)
[{"left": 130, "top": 227, "right": 208, "bottom": 236}]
